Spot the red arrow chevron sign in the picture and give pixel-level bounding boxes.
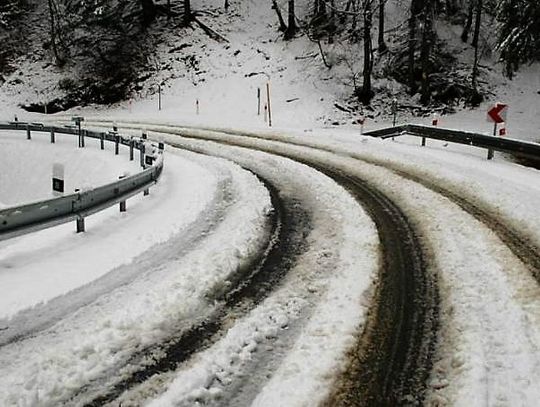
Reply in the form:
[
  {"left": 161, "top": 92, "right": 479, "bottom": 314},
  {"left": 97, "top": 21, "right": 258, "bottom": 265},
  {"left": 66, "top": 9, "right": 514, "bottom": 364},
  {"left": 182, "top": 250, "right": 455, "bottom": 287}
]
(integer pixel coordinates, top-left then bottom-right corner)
[{"left": 487, "top": 103, "right": 508, "bottom": 124}]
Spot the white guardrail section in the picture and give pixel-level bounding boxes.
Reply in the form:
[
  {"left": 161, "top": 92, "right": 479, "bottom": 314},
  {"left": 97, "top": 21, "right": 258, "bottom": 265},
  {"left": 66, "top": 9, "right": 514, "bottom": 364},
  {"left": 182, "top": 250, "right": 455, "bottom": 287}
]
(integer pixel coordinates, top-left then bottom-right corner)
[{"left": 0, "top": 121, "right": 164, "bottom": 241}]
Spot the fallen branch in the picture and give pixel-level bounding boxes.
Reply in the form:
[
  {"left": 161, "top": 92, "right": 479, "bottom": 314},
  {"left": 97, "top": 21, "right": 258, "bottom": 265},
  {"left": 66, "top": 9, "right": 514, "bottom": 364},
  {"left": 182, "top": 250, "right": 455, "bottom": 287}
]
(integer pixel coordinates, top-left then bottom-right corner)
[{"left": 192, "top": 16, "right": 229, "bottom": 43}]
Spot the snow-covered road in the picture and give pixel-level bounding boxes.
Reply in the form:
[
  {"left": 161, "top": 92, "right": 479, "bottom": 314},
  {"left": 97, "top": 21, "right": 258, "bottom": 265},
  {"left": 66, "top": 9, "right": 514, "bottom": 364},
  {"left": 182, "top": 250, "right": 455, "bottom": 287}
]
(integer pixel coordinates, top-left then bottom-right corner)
[{"left": 1, "top": 121, "right": 539, "bottom": 406}]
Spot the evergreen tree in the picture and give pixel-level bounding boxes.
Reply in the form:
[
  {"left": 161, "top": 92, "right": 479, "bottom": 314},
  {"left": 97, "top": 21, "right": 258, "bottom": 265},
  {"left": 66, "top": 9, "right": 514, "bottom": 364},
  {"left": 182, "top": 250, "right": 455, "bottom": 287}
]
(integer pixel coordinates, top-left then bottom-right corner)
[{"left": 497, "top": 0, "right": 540, "bottom": 78}]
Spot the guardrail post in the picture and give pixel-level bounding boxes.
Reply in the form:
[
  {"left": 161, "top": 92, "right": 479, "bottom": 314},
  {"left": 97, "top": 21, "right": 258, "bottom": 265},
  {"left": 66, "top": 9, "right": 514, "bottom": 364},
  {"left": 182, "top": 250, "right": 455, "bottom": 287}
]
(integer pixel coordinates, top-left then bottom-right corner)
[
  {"left": 129, "top": 138, "right": 134, "bottom": 160},
  {"left": 119, "top": 200, "right": 126, "bottom": 212},
  {"left": 115, "top": 135, "right": 120, "bottom": 155},
  {"left": 26, "top": 124, "right": 31, "bottom": 140},
  {"left": 81, "top": 129, "right": 85, "bottom": 148},
  {"left": 487, "top": 149, "right": 494, "bottom": 160},
  {"left": 140, "top": 143, "right": 145, "bottom": 168},
  {"left": 76, "top": 217, "right": 85, "bottom": 233},
  {"left": 100, "top": 133, "right": 105, "bottom": 150},
  {"left": 144, "top": 188, "right": 150, "bottom": 196},
  {"left": 422, "top": 137, "right": 426, "bottom": 147},
  {"left": 50, "top": 128, "right": 55, "bottom": 143}
]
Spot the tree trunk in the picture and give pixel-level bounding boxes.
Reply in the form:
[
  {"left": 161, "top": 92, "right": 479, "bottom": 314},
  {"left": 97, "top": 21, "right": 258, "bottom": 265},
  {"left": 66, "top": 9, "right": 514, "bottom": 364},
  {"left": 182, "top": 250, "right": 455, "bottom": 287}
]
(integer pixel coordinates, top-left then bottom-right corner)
[
  {"left": 328, "top": 0, "right": 336, "bottom": 44},
  {"left": 471, "top": 0, "right": 482, "bottom": 48},
  {"left": 272, "top": 0, "right": 288, "bottom": 32},
  {"left": 284, "top": 0, "right": 297, "bottom": 39},
  {"left": 184, "top": 0, "right": 192, "bottom": 25},
  {"left": 141, "top": 0, "right": 156, "bottom": 26},
  {"left": 359, "top": 0, "right": 374, "bottom": 104},
  {"left": 47, "top": 0, "right": 60, "bottom": 64},
  {"left": 408, "top": 0, "right": 421, "bottom": 94},
  {"left": 420, "top": 0, "right": 433, "bottom": 105},
  {"left": 313, "top": 0, "right": 327, "bottom": 25},
  {"left": 446, "top": 0, "right": 457, "bottom": 14},
  {"left": 378, "top": 0, "right": 387, "bottom": 53},
  {"left": 471, "top": 0, "right": 482, "bottom": 90},
  {"left": 461, "top": 0, "right": 474, "bottom": 42}
]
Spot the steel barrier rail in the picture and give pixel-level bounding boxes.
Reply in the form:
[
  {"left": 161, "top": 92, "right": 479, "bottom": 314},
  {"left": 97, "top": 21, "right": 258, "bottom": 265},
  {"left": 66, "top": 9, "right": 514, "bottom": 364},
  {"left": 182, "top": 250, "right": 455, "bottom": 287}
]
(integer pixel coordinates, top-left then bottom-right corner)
[
  {"left": 0, "top": 122, "right": 164, "bottom": 241},
  {"left": 364, "top": 124, "right": 540, "bottom": 161}
]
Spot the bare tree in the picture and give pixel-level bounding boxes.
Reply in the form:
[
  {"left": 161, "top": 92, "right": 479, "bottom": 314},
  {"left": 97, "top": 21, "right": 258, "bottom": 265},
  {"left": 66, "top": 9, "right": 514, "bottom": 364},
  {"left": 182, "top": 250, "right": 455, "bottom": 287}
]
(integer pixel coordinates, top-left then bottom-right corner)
[
  {"left": 408, "top": 0, "right": 422, "bottom": 94},
  {"left": 272, "top": 0, "right": 287, "bottom": 32},
  {"left": 184, "top": 0, "right": 192, "bottom": 25},
  {"left": 471, "top": 0, "right": 481, "bottom": 47},
  {"left": 358, "top": 0, "right": 374, "bottom": 104},
  {"left": 378, "top": 0, "right": 387, "bottom": 53},
  {"left": 471, "top": 0, "right": 482, "bottom": 90},
  {"left": 420, "top": 0, "right": 434, "bottom": 105},
  {"left": 284, "top": 0, "right": 297, "bottom": 39},
  {"left": 461, "top": 0, "right": 474, "bottom": 42}
]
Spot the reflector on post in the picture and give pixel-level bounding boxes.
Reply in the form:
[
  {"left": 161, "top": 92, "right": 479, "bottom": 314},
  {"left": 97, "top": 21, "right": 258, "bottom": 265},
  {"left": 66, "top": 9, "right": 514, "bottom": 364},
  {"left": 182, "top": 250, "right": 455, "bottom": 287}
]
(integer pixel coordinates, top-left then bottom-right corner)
[{"left": 52, "top": 163, "right": 65, "bottom": 196}]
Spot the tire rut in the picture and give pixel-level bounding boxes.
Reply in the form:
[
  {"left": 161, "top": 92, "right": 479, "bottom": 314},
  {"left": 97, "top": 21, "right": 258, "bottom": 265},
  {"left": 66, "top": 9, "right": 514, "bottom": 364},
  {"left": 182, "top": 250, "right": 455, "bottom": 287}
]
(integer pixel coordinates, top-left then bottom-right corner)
[
  {"left": 307, "top": 165, "right": 439, "bottom": 406},
  {"left": 159, "top": 123, "right": 540, "bottom": 283},
  {"left": 80, "top": 172, "right": 312, "bottom": 406},
  {"left": 383, "top": 166, "right": 540, "bottom": 284},
  {"left": 166, "top": 136, "right": 440, "bottom": 405}
]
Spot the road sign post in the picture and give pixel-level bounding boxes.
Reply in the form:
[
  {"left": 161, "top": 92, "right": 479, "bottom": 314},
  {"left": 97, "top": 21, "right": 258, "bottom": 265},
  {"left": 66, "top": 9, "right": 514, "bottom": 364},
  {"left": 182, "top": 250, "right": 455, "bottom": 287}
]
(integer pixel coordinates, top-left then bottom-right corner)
[{"left": 486, "top": 103, "right": 508, "bottom": 160}]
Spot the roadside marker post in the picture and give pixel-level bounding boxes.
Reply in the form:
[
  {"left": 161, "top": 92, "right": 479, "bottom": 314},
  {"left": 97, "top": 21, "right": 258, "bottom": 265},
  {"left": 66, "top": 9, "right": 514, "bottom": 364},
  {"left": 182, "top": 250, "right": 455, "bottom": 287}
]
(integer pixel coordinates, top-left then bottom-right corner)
[
  {"left": 129, "top": 138, "right": 134, "bottom": 161},
  {"left": 52, "top": 163, "right": 65, "bottom": 196},
  {"left": 257, "top": 87, "right": 261, "bottom": 115},
  {"left": 115, "top": 134, "right": 120, "bottom": 155},
  {"left": 266, "top": 82, "right": 272, "bottom": 127},
  {"left": 358, "top": 116, "right": 365, "bottom": 135},
  {"left": 158, "top": 84, "right": 162, "bottom": 111},
  {"left": 391, "top": 98, "right": 398, "bottom": 127}
]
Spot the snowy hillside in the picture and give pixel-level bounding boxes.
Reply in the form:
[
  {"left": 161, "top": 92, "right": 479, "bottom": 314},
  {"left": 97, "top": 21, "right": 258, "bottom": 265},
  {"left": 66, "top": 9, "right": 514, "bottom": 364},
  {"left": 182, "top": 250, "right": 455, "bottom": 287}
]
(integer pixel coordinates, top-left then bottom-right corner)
[{"left": 0, "top": 0, "right": 538, "bottom": 142}]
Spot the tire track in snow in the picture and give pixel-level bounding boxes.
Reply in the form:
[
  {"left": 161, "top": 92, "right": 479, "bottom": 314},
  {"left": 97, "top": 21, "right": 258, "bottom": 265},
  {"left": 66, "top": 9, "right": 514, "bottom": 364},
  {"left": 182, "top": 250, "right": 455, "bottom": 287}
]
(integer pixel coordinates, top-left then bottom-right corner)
[
  {"left": 80, "top": 121, "right": 538, "bottom": 403},
  {"left": 382, "top": 166, "right": 540, "bottom": 284},
  {"left": 160, "top": 134, "right": 439, "bottom": 405},
  {"left": 137, "top": 122, "right": 539, "bottom": 285},
  {"left": 311, "top": 165, "right": 439, "bottom": 406},
  {"left": 81, "top": 171, "right": 312, "bottom": 407}
]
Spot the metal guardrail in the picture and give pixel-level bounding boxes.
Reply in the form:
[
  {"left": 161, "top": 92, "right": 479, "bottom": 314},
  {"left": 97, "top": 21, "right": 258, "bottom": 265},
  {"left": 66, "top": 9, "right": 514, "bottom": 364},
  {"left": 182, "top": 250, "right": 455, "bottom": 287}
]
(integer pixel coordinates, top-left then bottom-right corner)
[
  {"left": 0, "top": 122, "right": 164, "bottom": 241},
  {"left": 364, "top": 124, "right": 540, "bottom": 161}
]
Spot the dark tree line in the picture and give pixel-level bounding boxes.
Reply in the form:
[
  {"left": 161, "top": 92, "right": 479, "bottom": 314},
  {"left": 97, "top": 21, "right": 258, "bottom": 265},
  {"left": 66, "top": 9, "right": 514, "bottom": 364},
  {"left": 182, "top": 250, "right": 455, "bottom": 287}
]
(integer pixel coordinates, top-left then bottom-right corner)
[{"left": 271, "top": 0, "right": 539, "bottom": 107}]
